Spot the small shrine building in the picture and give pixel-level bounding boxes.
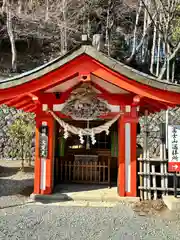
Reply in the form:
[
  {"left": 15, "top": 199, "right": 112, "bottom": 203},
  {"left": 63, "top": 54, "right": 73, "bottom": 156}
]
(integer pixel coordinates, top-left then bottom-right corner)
[{"left": 1, "top": 45, "right": 180, "bottom": 197}]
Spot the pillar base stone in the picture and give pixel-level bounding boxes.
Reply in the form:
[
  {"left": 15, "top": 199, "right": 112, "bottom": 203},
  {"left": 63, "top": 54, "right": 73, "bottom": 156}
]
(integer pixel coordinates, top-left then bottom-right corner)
[{"left": 163, "top": 195, "right": 180, "bottom": 211}]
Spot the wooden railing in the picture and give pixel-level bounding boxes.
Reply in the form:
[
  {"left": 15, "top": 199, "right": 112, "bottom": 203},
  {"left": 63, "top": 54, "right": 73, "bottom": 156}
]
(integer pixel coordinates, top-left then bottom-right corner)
[
  {"left": 138, "top": 157, "right": 180, "bottom": 200},
  {"left": 55, "top": 156, "right": 111, "bottom": 187}
]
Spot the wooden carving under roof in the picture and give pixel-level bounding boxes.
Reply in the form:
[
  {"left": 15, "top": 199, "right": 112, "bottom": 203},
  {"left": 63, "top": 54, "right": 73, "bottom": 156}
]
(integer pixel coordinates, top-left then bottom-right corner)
[{"left": 61, "top": 83, "right": 110, "bottom": 120}]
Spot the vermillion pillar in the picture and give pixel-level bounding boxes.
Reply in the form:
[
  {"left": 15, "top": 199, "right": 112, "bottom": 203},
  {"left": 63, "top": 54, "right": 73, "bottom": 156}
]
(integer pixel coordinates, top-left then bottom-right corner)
[
  {"left": 118, "top": 106, "right": 138, "bottom": 197},
  {"left": 34, "top": 113, "right": 55, "bottom": 195}
]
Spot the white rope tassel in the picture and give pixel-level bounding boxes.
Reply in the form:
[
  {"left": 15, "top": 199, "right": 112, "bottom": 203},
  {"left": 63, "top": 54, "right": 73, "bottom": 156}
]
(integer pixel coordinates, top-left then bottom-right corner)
[
  {"left": 91, "top": 129, "right": 96, "bottom": 145},
  {"left": 106, "top": 129, "right": 109, "bottom": 135},
  {"left": 64, "top": 125, "right": 69, "bottom": 139},
  {"left": 79, "top": 130, "right": 84, "bottom": 144}
]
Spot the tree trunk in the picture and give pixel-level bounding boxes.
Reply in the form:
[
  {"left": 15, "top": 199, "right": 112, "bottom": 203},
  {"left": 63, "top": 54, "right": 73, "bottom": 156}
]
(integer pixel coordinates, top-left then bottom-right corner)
[
  {"left": 18, "top": 0, "right": 22, "bottom": 15},
  {"left": 129, "top": 0, "right": 142, "bottom": 62},
  {"left": 87, "top": 16, "right": 90, "bottom": 38},
  {"left": 142, "top": 0, "right": 148, "bottom": 63},
  {"left": 21, "top": 139, "right": 24, "bottom": 171},
  {"left": 106, "top": 0, "right": 111, "bottom": 56},
  {"left": 158, "top": 41, "right": 180, "bottom": 80},
  {"left": 6, "top": 1, "right": 17, "bottom": 72},
  {"left": 172, "top": 60, "right": 175, "bottom": 83},
  {"left": 61, "top": 0, "right": 67, "bottom": 54},
  {"left": 166, "top": 44, "right": 170, "bottom": 82},
  {"left": 150, "top": 18, "right": 157, "bottom": 75},
  {"left": 28, "top": 157, "right": 32, "bottom": 167},
  {"left": 45, "top": 0, "right": 49, "bottom": 22},
  {"left": 156, "top": 19, "right": 161, "bottom": 77},
  {"left": 1, "top": 0, "right": 6, "bottom": 12}
]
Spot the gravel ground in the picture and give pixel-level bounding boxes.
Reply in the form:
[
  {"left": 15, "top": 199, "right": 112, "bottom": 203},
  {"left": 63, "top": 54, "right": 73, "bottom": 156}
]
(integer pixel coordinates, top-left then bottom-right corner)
[
  {"left": 1, "top": 160, "right": 180, "bottom": 240},
  {"left": 0, "top": 203, "right": 180, "bottom": 240},
  {"left": 0, "top": 160, "right": 34, "bottom": 208}
]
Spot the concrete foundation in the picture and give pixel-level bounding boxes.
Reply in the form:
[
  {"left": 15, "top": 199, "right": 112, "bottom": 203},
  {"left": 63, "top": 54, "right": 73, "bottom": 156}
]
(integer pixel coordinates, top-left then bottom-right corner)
[
  {"left": 30, "top": 184, "right": 139, "bottom": 203},
  {"left": 163, "top": 195, "right": 180, "bottom": 211}
]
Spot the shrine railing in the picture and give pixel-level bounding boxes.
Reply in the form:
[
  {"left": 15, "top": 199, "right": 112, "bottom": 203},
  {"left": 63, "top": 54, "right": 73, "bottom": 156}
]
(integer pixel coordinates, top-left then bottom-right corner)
[{"left": 55, "top": 155, "right": 111, "bottom": 187}]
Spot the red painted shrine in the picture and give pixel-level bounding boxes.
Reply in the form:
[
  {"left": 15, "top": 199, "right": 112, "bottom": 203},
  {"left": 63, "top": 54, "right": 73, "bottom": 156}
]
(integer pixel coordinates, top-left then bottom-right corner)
[{"left": 1, "top": 45, "right": 180, "bottom": 197}]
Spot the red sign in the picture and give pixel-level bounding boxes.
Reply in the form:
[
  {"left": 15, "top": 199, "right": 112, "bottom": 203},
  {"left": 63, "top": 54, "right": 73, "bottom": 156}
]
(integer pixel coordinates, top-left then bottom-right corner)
[{"left": 168, "top": 162, "right": 180, "bottom": 172}]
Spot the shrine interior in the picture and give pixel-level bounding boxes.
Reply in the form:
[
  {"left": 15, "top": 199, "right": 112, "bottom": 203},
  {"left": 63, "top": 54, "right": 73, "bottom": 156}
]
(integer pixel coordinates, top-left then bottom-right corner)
[{"left": 53, "top": 120, "right": 118, "bottom": 188}]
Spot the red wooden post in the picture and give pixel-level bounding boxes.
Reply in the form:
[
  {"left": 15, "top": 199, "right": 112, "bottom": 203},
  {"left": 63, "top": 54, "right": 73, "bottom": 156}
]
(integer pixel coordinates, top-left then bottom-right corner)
[
  {"left": 117, "top": 106, "right": 138, "bottom": 197},
  {"left": 117, "top": 114, "right": 125, "bottom": 196},
  {"left": 33, "top": 116, "right": 41, "bottom": 194},
  {"left": 130, "top": 120, "right": 137, "bottom": 197},
  {"left": 34, "top": 112, "right": 55, "bottom": 195}
]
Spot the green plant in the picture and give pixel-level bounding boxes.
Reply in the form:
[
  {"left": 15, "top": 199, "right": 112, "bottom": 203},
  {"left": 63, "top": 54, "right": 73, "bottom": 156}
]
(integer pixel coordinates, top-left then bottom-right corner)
[{"left": 8, "top": 112, "right": 35, "bottom": 170}]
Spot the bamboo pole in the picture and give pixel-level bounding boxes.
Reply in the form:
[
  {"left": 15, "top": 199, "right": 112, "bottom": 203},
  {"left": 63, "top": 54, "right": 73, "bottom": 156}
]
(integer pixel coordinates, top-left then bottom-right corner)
[
  {"left": 139, "top": 154, "right": 143, "bottom": 200},
  {"left": 151, "top": 165, "right": 157, "bottom": 200},
  {"left": 143, "top": 110, "right": 148, "bottom": 200},
  {"left": 160, "top": 142, "right": 165, "bottom": 196}
]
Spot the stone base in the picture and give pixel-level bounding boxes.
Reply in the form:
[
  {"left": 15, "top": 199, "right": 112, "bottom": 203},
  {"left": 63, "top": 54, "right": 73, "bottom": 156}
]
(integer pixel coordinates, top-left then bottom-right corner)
[
  {"left": 163, "top": 195, "right": 180, "bottom": 211},
  {"left": 30, "top": 192, "right": 139, "bottom": 203},
  {"left": 30, "top": 185, "right": 140, "bottom": 204}
]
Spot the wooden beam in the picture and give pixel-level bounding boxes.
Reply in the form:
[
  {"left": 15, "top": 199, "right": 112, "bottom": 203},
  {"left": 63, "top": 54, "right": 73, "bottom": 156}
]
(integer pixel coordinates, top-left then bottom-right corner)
[
  {"left": 13, "top": 99, "right": 33, "bottom": 108},
  {"left": 91, "top": 82, "right": 111, "bottom": 95},
  {"left": 92, "top": 68, "right": 180, "bottom": 105},
  {"left": 2, "top": 97, "right": 23, "bottom": 106},
  {"left": 98, "top": 93, "right": 134, "bottom": 105},
  {"left": 21, "top": 103, "right": 35, "bottom": 111},
  {"left": 40, "top": 73, "right": 80, "bottom": 92}
]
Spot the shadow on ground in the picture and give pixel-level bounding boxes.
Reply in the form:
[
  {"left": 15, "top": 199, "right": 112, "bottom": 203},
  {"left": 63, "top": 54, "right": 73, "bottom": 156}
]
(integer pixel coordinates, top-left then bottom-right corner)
[
  {"left": 0, "top": 178, "right": 34, "bottom": 197},
  {"left": 54, "top": 183, "right": 117, "bottom": 193},
  {"left": 0, "top": 166, "right": 34, "bottom": 177}
]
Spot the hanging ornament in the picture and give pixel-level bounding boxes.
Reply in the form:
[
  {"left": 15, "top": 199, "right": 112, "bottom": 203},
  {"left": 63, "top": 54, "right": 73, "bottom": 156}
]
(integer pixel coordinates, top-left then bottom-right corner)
[
  {"left": 86, "top": 120, "right": 90, "bottom": 149},
  {"left": 79, "top": 130, "right": 84, "bottom": 144},
  {"left": 64, "top": 125, "right": 69, "bottom": 139},
  {"left": 105, "top": 128, "right": 109, "bottom": 135},
  {"left": 91, "top": 129, "right": 96, "bottom": 145}
]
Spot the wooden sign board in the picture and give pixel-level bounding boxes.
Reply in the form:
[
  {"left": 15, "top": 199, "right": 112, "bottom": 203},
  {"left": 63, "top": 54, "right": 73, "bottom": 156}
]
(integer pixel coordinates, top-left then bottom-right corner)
[
  {"left": 39, "top": 123, "right": 48, "bottom": 158},
  {"left": 168, "top": 125, "right": 180, "bottom": 172}
]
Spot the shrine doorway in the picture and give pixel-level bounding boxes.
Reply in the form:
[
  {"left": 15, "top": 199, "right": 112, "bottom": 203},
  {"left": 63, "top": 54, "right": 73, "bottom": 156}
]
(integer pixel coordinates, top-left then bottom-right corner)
[{"left": 53, "top": 120, "right": 118, "bottom": 188}]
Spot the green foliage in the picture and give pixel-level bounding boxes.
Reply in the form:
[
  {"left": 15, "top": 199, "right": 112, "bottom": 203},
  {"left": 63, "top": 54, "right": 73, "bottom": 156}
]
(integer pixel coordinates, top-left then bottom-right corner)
[
  {"left": 8, "top": 112, "right": 34, "bottom": 140},
  {"left": 8, "top": 112, "right": 35, "bottom": 162},
  {"left": 172, "top": 5, "right": 180, "bottom": 43}
]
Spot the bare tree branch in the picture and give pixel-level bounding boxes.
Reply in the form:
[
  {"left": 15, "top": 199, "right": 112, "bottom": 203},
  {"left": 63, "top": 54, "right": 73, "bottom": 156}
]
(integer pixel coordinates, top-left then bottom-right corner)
[
  {"left": 6, "top": 0, "right": 17, "bottom": 72},
  {"left": 158, "top": 41, "right": 180, "bottom": 80}
]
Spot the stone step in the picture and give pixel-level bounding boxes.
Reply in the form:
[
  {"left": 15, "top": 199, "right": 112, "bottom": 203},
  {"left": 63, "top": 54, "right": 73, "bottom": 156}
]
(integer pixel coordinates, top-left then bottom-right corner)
[{"left": 30, "top": 192, "right": 139, "bottom": 203}]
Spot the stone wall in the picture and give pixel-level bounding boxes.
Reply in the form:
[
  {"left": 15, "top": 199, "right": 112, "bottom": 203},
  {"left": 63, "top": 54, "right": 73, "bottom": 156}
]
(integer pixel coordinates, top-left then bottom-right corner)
[
  {"left": 0, "top": 105, "right": 35, "bottom": 160},
  {"left": 137, "top": 107, "right": 180, "bottom": 157}
]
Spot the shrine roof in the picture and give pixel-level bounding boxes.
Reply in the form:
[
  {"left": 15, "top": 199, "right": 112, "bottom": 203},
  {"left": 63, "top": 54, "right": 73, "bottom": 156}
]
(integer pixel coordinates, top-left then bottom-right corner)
[{"left": 0, "top": 44, "right": 180, "bottom": 93}]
